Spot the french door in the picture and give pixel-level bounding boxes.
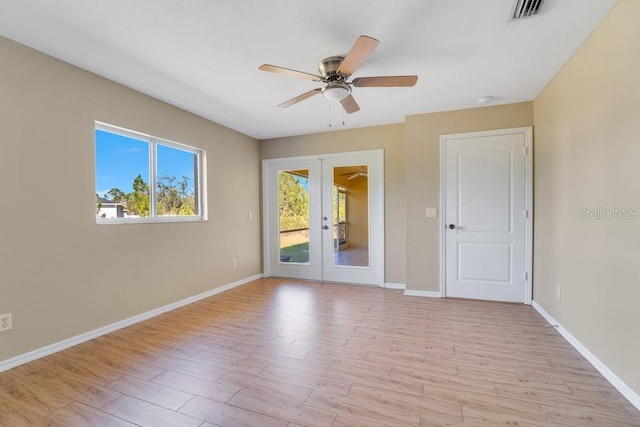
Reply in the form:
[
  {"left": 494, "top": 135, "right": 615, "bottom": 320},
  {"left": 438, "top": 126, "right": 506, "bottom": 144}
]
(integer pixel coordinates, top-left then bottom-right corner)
[{"left": 263, "top": 150, "right": 384, "bottom": 286}]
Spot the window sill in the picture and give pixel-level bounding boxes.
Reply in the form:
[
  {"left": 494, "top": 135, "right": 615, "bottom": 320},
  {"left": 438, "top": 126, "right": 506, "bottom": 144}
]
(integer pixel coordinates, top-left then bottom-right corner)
[{"left": 96, "top": 216, "right": 207, "bottom": 225}]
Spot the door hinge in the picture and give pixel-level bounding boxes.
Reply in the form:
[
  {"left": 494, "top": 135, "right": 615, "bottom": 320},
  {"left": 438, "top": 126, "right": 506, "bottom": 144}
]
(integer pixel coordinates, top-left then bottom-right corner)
[
  {"left": 524, "top": 146, "right": 528, "bottom": 156},
  {"left": 524, "top": 272, "right": 528, "bottom": 281},
  {"left": 524, "top": 209, "right": 529, "bottom": 219}
]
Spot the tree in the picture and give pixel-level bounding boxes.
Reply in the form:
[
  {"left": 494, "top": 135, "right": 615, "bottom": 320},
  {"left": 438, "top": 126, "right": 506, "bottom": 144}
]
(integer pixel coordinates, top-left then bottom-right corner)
[
  {"left": 106, "top": 188, "right": 126, "bottom": 203},
  {"left": 124, "top": 174, "right": 150, "bottom": 217},
  {"left": 279, "top": 172, "right": 309, "bottom": 230},
  {"left": 100, "top": 174, "right": 195, "bottom": 218},
  {"left": 157, "top": 174, "right": 195, "bottom": 216}
]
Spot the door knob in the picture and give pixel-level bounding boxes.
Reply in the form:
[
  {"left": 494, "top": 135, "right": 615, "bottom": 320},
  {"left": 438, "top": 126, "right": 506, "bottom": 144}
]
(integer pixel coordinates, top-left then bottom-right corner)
[
  {"left": 323, "top": 216, "right": 328, "bottom": 221},
  {"left": 448, "top": 224, "right": 456, "bottom": 230},
  {"left": 322, "top": 225, "right": 329, "bottom": 230}
]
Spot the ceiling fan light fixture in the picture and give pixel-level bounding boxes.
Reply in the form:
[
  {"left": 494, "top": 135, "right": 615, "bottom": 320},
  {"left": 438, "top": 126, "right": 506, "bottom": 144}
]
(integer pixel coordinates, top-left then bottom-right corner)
[{"left": 322, "top": 83, "right": 351, "bottom": 102}]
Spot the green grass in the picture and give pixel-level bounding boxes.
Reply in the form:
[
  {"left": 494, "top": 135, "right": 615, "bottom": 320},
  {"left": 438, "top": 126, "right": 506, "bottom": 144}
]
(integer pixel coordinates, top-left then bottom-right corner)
[
  {"left": 279, "top": 242, "right": 309, "bottom": 263},
  {"left": 278, "top": 231, "right": 343, "bottom": 264},
  {"left": 279, "top": 230, "right": 310, "bottom": 263}
]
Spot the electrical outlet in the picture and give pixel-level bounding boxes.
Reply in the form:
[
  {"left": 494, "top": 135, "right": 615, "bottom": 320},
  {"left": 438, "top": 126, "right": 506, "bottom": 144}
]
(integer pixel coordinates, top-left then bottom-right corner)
[
  {"left": 0, "top": 313, "right": 12, "bottom": 332},
  {"left": 232, "top": 260, "right": 237, "bottom": 269},
  {"left": 556, "top": 286, "right": 561, "bottom": 300},
  {"left": 248, "top": 210, "right": 253, "bottom": 220}
]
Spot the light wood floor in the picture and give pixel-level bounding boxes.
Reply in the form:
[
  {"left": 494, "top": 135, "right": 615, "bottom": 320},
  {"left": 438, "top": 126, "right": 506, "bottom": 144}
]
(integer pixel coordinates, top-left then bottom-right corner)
[
  {"left": 333, "top": 248, "right": 369, "bottom": 267},
  {"left": 1, "top": 278, "right": 639, "bottom": 426}
]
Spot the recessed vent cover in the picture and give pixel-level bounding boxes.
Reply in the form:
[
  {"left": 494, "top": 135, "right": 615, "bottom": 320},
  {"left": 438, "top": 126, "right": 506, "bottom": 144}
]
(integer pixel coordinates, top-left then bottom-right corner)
[{"left": 512, "top": 0, "right": 546, "bottom": 20}]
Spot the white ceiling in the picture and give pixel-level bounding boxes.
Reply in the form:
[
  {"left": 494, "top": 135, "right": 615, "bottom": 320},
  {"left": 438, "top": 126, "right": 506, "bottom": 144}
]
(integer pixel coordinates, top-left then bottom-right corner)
[{"left": 0, "top": 1, "right": 618, "bottom": 140}]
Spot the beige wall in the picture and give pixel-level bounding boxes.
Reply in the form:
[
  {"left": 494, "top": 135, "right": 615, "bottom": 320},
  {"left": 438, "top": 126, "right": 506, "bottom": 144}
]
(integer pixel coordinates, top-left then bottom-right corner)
[
  {"left": 0, "top": 37, "right": 261, "bottom": 362},
  {"left": 261, "top": 124, "right": 405, "bottom": 284},
  {"left": 404, "top": 103, "right": 533, "bottom": 292},
  {"left": 533, "top": 0, "right": 640, "bottom": 394}
]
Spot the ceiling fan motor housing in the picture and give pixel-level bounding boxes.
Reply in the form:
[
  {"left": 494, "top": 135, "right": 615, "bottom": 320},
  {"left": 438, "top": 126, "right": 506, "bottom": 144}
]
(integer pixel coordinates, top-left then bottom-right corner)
[
  {"left": 319, "top": 56, "right": 351, "bottom": 102},
  {"left": 319, "top": 56, "right": 347, "bottom": 81}
]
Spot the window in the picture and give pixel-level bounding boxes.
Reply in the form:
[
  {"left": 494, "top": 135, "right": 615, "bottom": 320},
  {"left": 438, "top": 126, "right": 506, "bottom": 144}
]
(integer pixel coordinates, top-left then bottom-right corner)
[{"left": 95, "top": 122, "right": 205, "bottom": 223}]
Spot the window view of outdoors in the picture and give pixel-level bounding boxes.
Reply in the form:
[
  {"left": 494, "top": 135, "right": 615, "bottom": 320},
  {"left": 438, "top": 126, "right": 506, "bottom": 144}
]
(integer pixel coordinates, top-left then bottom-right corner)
[
  {"left": 278, "top": 170, "right": 310, "bottom": 264},
  {"left": 156, "top": 145, "right": 198, "bottom": 216},
  {"left": 95, "top": 126, "right": 200, "bottom": 220}
]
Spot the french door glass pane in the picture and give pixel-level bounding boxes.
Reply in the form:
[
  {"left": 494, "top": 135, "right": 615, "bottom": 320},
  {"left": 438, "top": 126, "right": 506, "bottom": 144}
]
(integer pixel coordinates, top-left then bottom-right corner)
[
  {"left": 278, "top": 170, "right": 310, "bottom": 264},
  {"left": 332, "top": 165, "right": 369, "bottom": 267}
]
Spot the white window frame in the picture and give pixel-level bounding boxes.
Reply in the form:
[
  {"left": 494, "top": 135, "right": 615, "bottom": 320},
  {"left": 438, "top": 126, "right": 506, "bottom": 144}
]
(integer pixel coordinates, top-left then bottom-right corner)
[{"left": 95, "top": 121, "right": 207, "bottom": 224}]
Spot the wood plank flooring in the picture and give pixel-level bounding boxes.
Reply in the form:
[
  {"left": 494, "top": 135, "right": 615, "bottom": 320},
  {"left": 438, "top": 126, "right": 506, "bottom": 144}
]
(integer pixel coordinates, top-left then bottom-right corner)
[
  {"left": 334, "top": 248, "right": 369, "bottom": 267},
  {"left": 1, "top": 278, "right": 639, "bottom": 426}
]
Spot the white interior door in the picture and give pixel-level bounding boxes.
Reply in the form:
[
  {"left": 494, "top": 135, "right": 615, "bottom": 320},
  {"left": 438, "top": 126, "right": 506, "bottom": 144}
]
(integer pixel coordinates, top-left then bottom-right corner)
[
  {"left": 263, "top": 150, "right": 384, "bottom": 286},
  {"left": 442, "top": 128, "right": 532, "bottom": 303}
]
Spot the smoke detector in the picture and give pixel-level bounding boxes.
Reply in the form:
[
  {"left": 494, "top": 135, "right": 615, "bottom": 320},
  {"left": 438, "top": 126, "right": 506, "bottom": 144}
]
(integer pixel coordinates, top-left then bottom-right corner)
[{"left": 512, "top": 0, "right": 546, "bottom": 20}]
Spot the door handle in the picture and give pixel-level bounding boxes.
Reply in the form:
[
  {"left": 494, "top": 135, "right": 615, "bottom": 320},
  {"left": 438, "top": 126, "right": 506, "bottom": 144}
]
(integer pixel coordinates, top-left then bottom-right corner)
[
  {"left": 448, "top": 224, "right": 456, "bottom": 230},
  {"left": 322, "top": 225, "right": 329, "bottom": 230}
]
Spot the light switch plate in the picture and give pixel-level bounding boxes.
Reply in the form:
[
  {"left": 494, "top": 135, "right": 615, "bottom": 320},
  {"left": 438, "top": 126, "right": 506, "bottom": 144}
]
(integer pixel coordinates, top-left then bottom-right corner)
[{"left": 426, "top": 208, "right": 438, "bottom": 218}]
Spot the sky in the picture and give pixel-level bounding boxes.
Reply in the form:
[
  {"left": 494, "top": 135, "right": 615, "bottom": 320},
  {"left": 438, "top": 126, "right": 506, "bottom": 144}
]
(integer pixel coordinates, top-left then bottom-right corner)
[
  {"left": 95, "top": 129, "right": 196, "bottom": 198},
  {"left": 298, "top": 176, "right": 309, "bottom": 192}
]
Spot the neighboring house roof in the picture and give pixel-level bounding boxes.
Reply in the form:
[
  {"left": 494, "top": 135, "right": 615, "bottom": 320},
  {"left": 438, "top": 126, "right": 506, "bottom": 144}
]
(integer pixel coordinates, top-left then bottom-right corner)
[
  {"left": 96, "top": 195, "right": 125, "bottom": 207},
  {"left": 96, "top": 195, "right": 113, "bottom": 204}
]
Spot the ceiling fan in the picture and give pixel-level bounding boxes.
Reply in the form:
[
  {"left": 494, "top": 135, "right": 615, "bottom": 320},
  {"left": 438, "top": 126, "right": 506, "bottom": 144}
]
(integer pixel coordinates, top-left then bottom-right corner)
[
  {"left": 259, "top": 35, "right": 418, "bottom": 114},
  {"left": 340, "top": 167, "right": 368, "bottom": 180},
  {"left": 344, "top": 171, "right": 368, "bottom": 180}
]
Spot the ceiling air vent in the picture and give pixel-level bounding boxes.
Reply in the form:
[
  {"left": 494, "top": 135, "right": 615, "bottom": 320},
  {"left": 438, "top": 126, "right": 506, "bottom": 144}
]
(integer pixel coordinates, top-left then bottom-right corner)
[{"left": 512, "top": 0, "right": 545, "bottom": 20}]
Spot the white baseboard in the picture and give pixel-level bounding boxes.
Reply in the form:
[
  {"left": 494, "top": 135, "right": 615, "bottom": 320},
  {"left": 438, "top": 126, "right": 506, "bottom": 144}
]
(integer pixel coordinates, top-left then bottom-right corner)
[
  {"left": 532, "top": 300, "right": 640, "bottom": 411},
  {"left": 0, "top": 274, "right": 263, "bottom": 373},
  {"left": 404, "top": 289, "right": 442, "bottom": 298},
  {"left": 384, "top": 282, "right": 406, "bottom": 290}
]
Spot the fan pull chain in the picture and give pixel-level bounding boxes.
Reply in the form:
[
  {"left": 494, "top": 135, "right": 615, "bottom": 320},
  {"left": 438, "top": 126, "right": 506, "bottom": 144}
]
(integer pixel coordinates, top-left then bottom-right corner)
[{"left": 327, "top": 103, "right": 347, "bottom": 128}]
